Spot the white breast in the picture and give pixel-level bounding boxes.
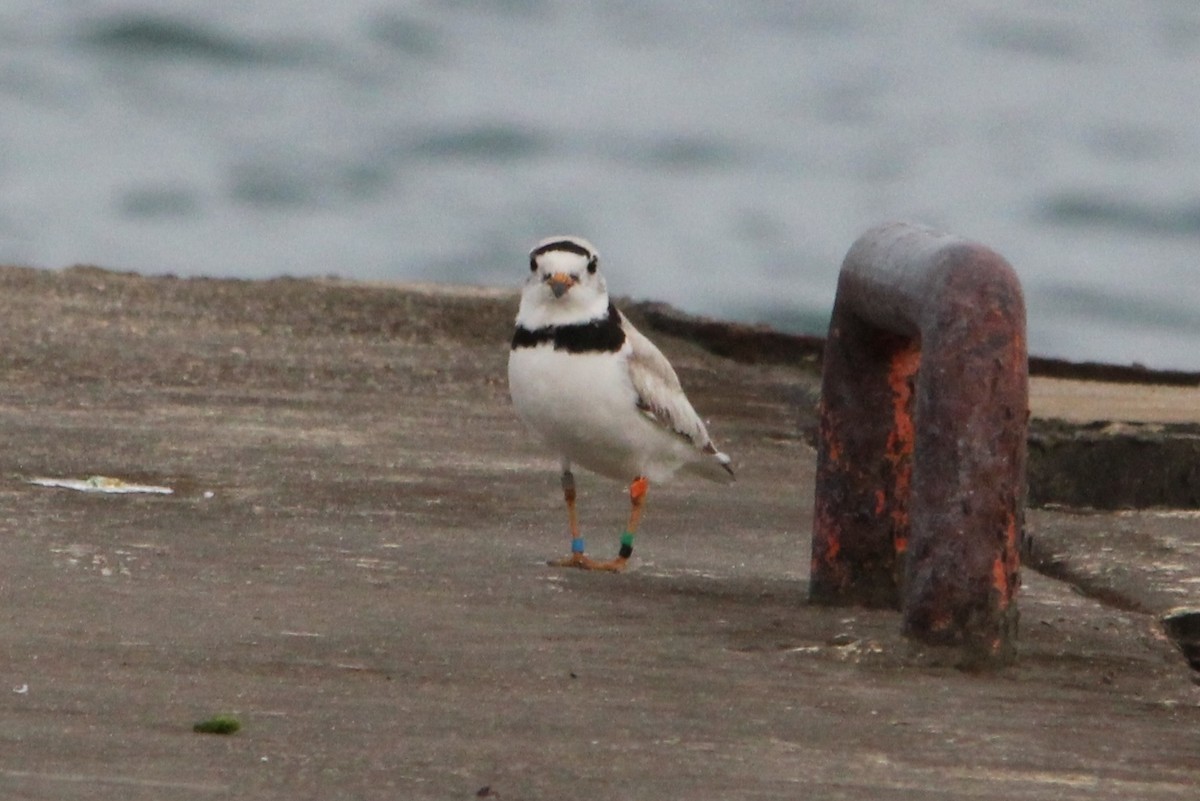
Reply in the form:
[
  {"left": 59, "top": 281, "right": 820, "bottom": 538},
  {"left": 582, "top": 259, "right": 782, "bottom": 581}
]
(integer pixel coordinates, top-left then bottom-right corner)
[{"left": 508, "top": 343, "right": 695, "bottom": 481}]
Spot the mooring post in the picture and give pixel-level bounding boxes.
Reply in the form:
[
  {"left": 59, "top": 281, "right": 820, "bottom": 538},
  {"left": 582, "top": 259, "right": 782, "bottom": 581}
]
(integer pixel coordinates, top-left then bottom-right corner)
[{"left": 811, "top": 222, "right": 1028, "bottom": 665}]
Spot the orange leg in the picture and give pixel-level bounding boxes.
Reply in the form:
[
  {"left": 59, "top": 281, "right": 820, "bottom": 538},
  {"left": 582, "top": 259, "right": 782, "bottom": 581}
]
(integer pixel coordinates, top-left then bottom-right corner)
[
  {"left": 548, "top": 468, "right": 598, "bottom": 569},
  {"left": 625, "top": 476, "right": 649, "bottom": 541},
  {"left": 601, "top": 475, "right": 649, "bottom": 570},
  {"left": 549, "top": 473, "right": 648, "bottom": 572}
]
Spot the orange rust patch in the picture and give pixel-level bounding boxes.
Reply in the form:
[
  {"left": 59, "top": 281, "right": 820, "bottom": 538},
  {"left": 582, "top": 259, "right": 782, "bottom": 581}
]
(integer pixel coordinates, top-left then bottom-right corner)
[
  {"left": 812, "top": 504, "right": 841, "bottom": 564},
  {"left": 885, "top": 342, "right": 920, "bottom": 552},
  {"left": 884, "top": 342, "right": 920, "bottom": 470},
  {"left": 928, "top": 610, "right": 954, "bottom": 633},
  {"left": 992, "top": 509, "right": 1021, "bottom": 610},
  {"left": 815, "top": 523, "right": 841, "bottom": 563},
  {"left": 992, "top": 557, "right": 1009, "bottom": 609},
  {"left": 889, "top": 507, "right": 911, "bottom": 554},
  {"left": 819, "top": 401, "right": 843, "bottom": 463},
  {"left": 824, "top": 533, "right": 841, "bottom": 562},
  {"left": 825, "top": 534, "right": 844, "bottom": 561}
]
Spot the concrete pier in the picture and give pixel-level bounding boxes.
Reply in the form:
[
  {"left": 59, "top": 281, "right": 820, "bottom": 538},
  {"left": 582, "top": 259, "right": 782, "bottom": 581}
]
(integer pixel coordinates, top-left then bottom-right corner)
[{"left": 1, "top": 265, "right": 1198, "bottom": 800}]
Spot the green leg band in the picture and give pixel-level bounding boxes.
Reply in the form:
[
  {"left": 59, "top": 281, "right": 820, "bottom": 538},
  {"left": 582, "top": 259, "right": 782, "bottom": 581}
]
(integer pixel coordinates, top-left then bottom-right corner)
[{"left": 618, "top": 531, "right": 634, "bottom": 559}]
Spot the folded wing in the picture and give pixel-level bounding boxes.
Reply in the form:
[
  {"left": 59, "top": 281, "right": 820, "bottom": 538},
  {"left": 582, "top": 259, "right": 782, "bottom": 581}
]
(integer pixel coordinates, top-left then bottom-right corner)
[{"left": 620, "top": 313, "right": 734, "bottom": 479}]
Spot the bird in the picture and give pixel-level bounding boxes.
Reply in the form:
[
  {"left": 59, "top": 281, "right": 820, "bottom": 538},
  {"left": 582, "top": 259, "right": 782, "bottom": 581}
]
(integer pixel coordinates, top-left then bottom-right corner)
[{"left": 507, "top": 235, "right": 735, "bottom": 571}]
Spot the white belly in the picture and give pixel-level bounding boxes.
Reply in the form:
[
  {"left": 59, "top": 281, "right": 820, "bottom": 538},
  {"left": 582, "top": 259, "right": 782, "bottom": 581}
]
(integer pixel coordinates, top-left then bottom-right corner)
[{"left": 508, "top": 345, "right": 695, "bottom": 482}]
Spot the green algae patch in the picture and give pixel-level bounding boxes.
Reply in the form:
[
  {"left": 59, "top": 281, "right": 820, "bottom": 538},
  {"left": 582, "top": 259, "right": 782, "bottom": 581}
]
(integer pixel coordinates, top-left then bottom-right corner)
[{"left": 193, "top": 714, "right": 241, "bottom": 735}]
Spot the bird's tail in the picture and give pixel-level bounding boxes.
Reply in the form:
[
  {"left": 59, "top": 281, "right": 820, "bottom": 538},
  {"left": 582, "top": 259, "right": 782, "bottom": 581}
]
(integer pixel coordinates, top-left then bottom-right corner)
[{"left": 686, "top": 447, "right": 736, "bottom": 484}]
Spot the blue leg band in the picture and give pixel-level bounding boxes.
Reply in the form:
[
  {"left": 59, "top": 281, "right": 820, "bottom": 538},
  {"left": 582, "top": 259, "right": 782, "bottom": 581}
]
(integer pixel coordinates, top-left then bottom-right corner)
[{"left": 571, "top": 537, "right": 586, "bottom": 554}]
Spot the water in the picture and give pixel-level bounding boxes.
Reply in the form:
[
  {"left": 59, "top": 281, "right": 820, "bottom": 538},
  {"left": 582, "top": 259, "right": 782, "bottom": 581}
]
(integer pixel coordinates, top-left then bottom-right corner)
[{"left": 2, "top": 1, "right": 1199, "bottom": 369}]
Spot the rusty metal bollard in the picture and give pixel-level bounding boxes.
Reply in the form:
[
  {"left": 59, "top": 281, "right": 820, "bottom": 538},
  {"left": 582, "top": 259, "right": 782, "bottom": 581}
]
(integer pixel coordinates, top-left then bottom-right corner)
[{"left": 811, "top": 222, "right": 1028, "bottom": 665}]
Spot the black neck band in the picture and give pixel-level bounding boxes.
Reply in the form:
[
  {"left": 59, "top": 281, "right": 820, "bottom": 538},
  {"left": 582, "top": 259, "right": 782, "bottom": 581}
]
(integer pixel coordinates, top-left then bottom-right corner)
[{"left": 512, "top": 303, "right": 625, "bottom": 354}]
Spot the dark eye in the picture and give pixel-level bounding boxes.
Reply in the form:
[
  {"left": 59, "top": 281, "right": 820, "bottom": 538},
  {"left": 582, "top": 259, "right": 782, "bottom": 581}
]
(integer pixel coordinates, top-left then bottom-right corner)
[
  {"left": 529, "top": 256, "right": 538, "bottom": 272},
  {"left": 587, "top": 256, "right": 598, "bottom": 274}
]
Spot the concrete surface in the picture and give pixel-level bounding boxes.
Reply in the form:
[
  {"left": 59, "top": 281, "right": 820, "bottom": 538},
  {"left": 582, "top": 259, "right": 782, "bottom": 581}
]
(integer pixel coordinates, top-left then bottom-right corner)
[
  {"left": 1030, "top": 378, "right": 1200, "bottom": 425},
  {"left": 1, "top": 265, "right": 1199, "bottom": 800}
]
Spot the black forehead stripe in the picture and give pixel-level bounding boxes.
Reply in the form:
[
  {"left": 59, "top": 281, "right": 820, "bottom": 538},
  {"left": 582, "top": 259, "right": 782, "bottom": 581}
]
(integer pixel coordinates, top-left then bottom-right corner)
[
  {"left": 530, "top": 240, "right": 593, "bottom": 260},
  {"left": 511, "top": 303, "right": 624, "bottom": 354}
]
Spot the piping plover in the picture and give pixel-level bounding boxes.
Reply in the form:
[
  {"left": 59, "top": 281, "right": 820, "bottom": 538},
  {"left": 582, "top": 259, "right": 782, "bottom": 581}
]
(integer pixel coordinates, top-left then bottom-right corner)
[{"left": 508, "top": 236, "right": 734, "bottom": 571}]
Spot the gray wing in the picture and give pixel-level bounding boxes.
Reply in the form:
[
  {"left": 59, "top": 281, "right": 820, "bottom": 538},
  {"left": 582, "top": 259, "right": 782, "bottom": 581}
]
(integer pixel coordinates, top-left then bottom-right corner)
[{"left": 620, "top": 312, "right": 724, "bottom": 457}]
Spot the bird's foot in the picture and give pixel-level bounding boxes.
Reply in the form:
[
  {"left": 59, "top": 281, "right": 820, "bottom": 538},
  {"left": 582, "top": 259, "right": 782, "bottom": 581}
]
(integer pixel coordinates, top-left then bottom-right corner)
[{"left": 548, "top": 552, "right": 629, "bottom": 572}]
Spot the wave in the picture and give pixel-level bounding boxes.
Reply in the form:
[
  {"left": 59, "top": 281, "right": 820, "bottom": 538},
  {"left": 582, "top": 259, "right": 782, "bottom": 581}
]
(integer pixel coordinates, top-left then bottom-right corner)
[
  {"left": 78, "top": 15, "right": 307, "bottom": 67},
  {"left": 1039, "top": 192, "right": 1200, "bottom": 237},
  {"left": 1038, "top": 284, "right": 1200, "bottom": 333}
]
